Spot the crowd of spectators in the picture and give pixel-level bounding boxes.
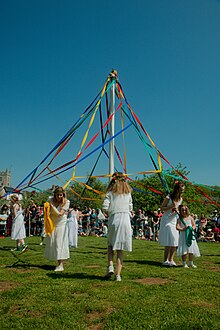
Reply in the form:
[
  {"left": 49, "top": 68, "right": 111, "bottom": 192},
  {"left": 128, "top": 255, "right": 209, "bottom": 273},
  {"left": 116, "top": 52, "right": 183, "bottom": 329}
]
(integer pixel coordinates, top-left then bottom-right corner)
[{"left": 0, "top": 201, "right": 220, "bottom": 243}]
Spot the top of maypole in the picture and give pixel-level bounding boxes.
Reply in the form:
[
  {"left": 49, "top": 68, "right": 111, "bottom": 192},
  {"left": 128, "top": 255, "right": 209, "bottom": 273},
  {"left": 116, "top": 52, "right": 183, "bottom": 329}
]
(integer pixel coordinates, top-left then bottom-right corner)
[{"left": 108, "top": 69, "right": 118, "bottom": 82}]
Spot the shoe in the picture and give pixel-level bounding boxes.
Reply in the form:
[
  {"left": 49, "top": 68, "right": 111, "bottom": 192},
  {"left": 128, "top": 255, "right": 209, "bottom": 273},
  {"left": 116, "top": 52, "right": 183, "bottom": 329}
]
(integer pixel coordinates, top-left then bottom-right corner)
[
  {"left": 22, "top": 244, "right": 28, "bottom": 252},
  {"left": 104, "top": 265, "right": 114, "bottom": 277},
  {"left": 40, "top": 242, "right": 43, "bottom": 246},
  {"left": 54, "top": 264, "right": 64, "bottom": 272},
  {"left": 183, "top": 264, "right": 189, "bottom": 268},
  {"left": 11, "top": 247, "right": 20, "bottom": 252},
  {"left": 168, "top": 261, "right": 177, "bottom": 267},
  {"left": 162, "top": 260, "right": 170, "bottom": 266},
  {"left": 115, "top": 275, "right": 121, "bottom": 282},
  {"left": 189, "top": 264, "right": 197, "bottom": 268}
]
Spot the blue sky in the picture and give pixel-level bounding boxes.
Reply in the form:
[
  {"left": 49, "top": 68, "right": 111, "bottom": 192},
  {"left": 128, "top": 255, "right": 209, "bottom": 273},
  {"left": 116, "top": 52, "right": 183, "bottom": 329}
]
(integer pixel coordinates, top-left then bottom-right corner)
[{"left": 1, "top": 0, "right": 220, "bottom": 190}]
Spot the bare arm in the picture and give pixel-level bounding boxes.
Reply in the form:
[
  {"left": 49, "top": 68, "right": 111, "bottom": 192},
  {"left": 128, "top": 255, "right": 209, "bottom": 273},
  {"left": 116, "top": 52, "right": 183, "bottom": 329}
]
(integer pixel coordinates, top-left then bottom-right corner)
[
  {"left": 12, "top": 204, "right": 18, "bottom": 218},
  {"left": 191, "top": 216, "right": 196, "bottom": 230},
  {"left": 161, "top": 197, "right": 175, "bottom": 213},
  {"left": 176, "top": 219, "right": 186, "bottom": 231}
]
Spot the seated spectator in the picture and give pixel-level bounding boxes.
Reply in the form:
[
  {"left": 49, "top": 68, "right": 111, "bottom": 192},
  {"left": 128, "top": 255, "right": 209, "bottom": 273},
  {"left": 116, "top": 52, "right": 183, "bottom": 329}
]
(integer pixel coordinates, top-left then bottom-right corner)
[
  {"left": 89, "top": 219, "right": 100, "bottom": 236},
  {"left": 211, "top": 225, "right": 220, "bottom": 242},
  {"left": 99, "top": 222, "right": 108, "bottom": 237},
  {"left": 136, "top": 228, "right": 145, "bottom": 240},
  {"left": 79, "top": 225, "right": 87, "bottom": 236},
  {"left": 205, "top": 228, "right": 215, "bottom": 242},
  {"left": 197, "top": 227, "right": 206, "bottom": 242},
  {"left": 144, "top": 224, "right": 153, "bottom": 240}
]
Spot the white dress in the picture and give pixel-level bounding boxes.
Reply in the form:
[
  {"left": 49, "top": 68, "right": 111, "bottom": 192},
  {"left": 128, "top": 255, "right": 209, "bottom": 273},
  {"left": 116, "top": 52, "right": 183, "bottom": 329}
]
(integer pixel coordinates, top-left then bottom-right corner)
[
  {"left": 102, "top": 192, "right": 133, "bottom": 251},
  {"left": 177, "top": 217, "right": 201, "bottom": 257},
  {"left": 67, "top": 210, "right": 78, "bottom": 248},
  {"left": 158, "top": 197, "right": 181, "bottom": 247},
  {"left": 11, "top": 206, "right": 26, "bottom": 240},
  {"left": 44, "top": 198, "right": 70, "bottom": 261}
]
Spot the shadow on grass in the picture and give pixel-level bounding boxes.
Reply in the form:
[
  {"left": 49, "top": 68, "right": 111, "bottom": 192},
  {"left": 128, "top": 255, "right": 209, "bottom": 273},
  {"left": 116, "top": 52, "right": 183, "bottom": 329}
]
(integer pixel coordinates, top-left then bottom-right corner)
[
  {"left": 87, "top": 246, "right": 107, "bottom": 250},
  {"left": 0, "top": 246, "right": 15, "bottom": 251},
  {"left": 202, "top": 254, "right": 220, "bottom": 257},
  {"left": 124, "top": 259, "right": 182, "bottom": 268},
  {"left": 73, "top": 250, "right": 106, "bottom": 255},
  {"left": 47, "top": 272, "right": 105, "bottom": 280},
  {"left": 6, "top": 260, "right": 55, "bottom": 271},
  {"left": 124, "top": 259, "right": 162, "bottom": 267}
]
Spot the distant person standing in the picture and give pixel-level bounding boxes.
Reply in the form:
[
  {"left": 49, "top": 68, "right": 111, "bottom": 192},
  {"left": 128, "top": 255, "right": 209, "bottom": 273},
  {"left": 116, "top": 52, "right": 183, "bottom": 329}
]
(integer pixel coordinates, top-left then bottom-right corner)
[
  {"left": 44, "top": 186, "right": 70, "bottom": 272},
  {"left": 158, "top": 181, "right": 185, "bottom": 266},
  {"left": 67, "top": 205, "right": 79, "bottom": 248},
  {"left": 10, "top": 195, "right": 28, "bottom": 252},
  {"left": 0, "top": 204, "right": 9, "bottom": 237},
  {"left": 102, "top": 172, "right": 133, "bottom": 281},
  {"left": 81, "top": 206, "right": 91, "bottom": 235}
]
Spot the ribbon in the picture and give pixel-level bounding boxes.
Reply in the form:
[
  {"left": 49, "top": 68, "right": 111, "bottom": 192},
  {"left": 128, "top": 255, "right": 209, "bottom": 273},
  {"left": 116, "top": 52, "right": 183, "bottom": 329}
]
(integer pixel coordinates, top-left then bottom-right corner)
[{"left": 43, "top": 202, "right": 56, "bottom": 236}]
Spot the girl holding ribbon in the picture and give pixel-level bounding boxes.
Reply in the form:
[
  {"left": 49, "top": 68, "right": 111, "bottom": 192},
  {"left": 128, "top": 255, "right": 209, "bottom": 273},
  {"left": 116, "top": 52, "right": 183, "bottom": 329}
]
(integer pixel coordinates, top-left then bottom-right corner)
[
  {"left": 176, "top": 205, "right": 200, "bottom": 268},
  {"left": 44, "top": 186, "right": 70, "bottom": 272}
]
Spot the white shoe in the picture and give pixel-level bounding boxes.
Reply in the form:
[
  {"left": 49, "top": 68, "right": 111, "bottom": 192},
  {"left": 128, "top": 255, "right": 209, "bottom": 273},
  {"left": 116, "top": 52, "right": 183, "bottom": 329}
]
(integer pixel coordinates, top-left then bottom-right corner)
[
  {"left": 183, "top": 264, "right": 189, "bottom": 268},
  {"left": 115, "top": 275, "right": 121, "bottom": 282},
  {"left": 162, "top": 260, "right": 170, "bottom": 266},
  {"left": 40, "top": 242, "right": 43, "bottom": 246},
  {"left": 22, "top": 245, "right": 28, "bottom": 252},
  {"left": 54, "top": 264, "right": 64, "bottom": 272},
  {"left": 104, "top": 265, "right": 114, "bottom": 277},
  {"left": 169, "top": 261, "right": 177, "bottom": 267},
  {"left": 189, "top": 264, "right": 197, "bottom": 268}
]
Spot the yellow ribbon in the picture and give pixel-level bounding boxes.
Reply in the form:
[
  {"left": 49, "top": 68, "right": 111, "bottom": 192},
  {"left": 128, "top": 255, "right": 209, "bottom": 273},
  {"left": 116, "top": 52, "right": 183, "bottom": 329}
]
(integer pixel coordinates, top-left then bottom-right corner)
[{"left": 43, "top": 202, "right": 56, "bottom": 236}]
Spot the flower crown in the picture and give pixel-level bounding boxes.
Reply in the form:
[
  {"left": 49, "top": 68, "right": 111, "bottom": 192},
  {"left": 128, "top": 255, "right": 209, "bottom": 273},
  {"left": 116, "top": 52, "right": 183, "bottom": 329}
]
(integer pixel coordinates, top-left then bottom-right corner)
[{"left": 111, "top": 173, "right": 126, "bottom": 182}]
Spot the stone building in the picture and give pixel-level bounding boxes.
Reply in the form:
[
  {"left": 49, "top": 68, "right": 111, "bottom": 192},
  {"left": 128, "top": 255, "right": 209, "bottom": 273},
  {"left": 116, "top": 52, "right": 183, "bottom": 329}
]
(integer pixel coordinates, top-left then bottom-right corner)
[{"left": 0, "top": 169, "right": 11, "bottom": 188}]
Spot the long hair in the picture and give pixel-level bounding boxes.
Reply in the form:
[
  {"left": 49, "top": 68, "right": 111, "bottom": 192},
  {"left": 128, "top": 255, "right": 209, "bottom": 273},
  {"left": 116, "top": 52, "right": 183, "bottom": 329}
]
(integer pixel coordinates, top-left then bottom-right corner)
[
  {"left": 53, "top": 186, "right": 67, "bottom": 206},
  {"left": 106, "top": 172, "right": 132, "bottom": 195},
  {"left": 10, "top": 195, "right": 21, "bottom": 207},
  {"left": 178, "top": 205, "right": 190, "bottom": 218},
  {"left": 170, "top": 181, "right": 185, "bottom": 202}
]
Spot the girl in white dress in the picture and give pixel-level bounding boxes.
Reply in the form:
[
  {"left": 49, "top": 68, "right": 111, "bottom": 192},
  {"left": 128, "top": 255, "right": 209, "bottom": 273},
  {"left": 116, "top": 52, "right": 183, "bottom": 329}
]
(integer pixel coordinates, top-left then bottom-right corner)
[
  {"left": 102, "top": 172, "right": 133, "bottom": 281},
  {"left": 176, "top": 205, "right": 200, "bottom": 268},
  {"left": 44, "top": 186, "right": 70, "bottom": 272},
  {"left": 10, "top": 195, "right": 28, "bottom": 252},
  {"left": 67, "top": 205, "right": 79, "bottom": 248},
  {"left": 158, "top": 181, "right": 185, "bottom": 266}
]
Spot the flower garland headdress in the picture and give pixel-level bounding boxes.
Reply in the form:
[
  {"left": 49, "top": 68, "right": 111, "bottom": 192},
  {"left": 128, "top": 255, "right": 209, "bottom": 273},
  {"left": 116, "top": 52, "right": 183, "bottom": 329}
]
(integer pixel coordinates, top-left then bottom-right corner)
[{"left": 111, "top": 172, "right": 127, "bottom": 183}]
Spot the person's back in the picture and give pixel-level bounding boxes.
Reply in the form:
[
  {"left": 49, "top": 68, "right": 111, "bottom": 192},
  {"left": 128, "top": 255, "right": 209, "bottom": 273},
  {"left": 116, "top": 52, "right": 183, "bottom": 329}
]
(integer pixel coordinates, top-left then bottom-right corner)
[
  {"left": 104, "top": 191, "right": 132, "bottom": 216},
  {"left": 102, "top": 172, "right": 133, "bottom": 281}
]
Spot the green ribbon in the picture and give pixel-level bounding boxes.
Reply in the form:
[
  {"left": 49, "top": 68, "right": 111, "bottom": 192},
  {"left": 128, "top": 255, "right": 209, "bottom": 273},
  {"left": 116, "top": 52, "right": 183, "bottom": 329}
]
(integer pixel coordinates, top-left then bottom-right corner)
[{"left": 179, "top": 217, "right": 196, "bottom": 247}]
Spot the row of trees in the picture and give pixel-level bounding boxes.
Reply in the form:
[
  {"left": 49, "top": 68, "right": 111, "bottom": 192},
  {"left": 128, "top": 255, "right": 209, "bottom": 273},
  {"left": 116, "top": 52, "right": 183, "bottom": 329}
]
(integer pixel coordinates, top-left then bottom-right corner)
[{"left": 1, "top": 164, "right": 219, "bottom": 218}]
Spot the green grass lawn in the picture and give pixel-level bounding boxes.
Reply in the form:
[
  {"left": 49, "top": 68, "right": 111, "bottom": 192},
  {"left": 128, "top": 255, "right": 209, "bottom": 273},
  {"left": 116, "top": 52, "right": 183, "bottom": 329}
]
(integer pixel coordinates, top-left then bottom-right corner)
[{"left": 0, "top": 236, "right": 219, "bottom": 329}]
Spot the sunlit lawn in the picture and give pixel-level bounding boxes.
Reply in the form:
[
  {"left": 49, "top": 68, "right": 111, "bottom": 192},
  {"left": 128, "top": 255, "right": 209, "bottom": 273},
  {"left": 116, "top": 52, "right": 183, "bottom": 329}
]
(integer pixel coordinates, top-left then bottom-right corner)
[{"left": 0, "top": 236, "right": 220, "bottom": 329}]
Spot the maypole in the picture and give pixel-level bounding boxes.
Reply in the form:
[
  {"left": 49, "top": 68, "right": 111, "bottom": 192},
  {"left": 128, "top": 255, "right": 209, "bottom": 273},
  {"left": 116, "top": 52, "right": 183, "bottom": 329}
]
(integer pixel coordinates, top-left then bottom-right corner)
[{"left": 109, "top": 70, "right": 117, "bottom": 177}]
